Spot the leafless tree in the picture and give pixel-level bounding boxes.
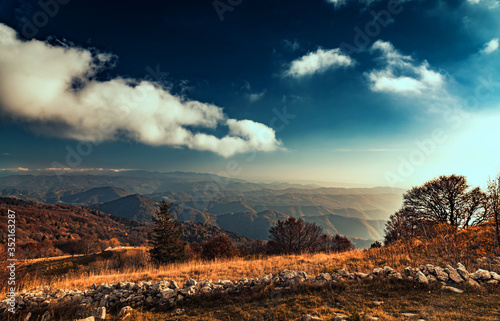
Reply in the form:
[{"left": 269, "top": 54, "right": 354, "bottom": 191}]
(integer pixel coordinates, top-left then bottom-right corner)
[
  {"left": 268, "top": 217, "right": 323, "bottom": 254},
  {"left": 487, "top": 174, "right": 500, "bottom": 246},
  {"left": 402, "top": 174, "right": 488, "bottom": 230}
]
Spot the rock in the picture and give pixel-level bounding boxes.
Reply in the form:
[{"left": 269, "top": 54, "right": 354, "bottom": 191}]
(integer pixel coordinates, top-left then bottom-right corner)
[
  {"left": 372, "top": 267, "right": 383, "bottom": 276},
  {"left": 456, "top": 263, "right": 469, "bottom": 280},
  {"left": 260, "top": 273, "right": 273, "bottom": 284},
  {"left": 367, "top": 317, "right": 380, "bottom": 321},
  {"left": 445, "top": 265, "right": 463, "bottom": 284},
  {"left": 383, "top": 266, "right": 394, "bottom": 274},
  {"left": 416, "top": 271, "right": 428, "bottom": 284},
  {"left": 169, "top": 281, "right": 179, "bottom": 289},
  {"left": 470, "top": 269, "right": 491, "bottom": 281},
  {"left": 302, "top": 314, "right": 323, "bottom": 321},
  {"left": 441, "top": 285, "right": 464, "bottom": 294},
  {"left": 334, "top": 313, "right": 349, "bottom": 320},
  {"left": 76, "top": 318, "right": 95, "bottom": 321},
  {"left": 315, "top": 273, "right": 332, "bottom": 282},
  {"left": 389, "top": 272, "right": 403, "bottom": 280},
  {"left": 401, "top": 312, "right": 418, "bottom": 318},
  {"left": 466, "top": 278, "right": 480, "bottom": 288},
  {"left": 175, "top": 308, "right": 185, "bottom": 315},
  {"left": 338, "top": 269, "right": 351, "bottom": 278},
  {"left": 371, "top": 300, "right": 384, "bottom": 306},
  {"left": 92, "top": 306, "right": 106, "bottom": 319},
  {"left": 486, "top": 280, "right": 499, "bottom": 285},
  {"left": 41, "top": 311, "right": 51, "bottom": 321},
  {"left": 119, "top": 306, "right": 133, "bottom": 317},
  {"left": 354, "top": 272, "right": 369, "bottom": 279},
  {"left": 434, "top": 266, "right": 449, "bottom": 282},
  {"left": 184, "top": 278, "right": 197, "bottom": 287},
  {"left": 490, "top": 272, "right": 500, "bottom": 281}
]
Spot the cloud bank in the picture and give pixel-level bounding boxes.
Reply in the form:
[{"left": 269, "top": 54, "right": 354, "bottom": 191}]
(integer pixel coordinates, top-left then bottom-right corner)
[
  {"left": 0, "top": 24, "right": 282, "bottom": 157},
  {"left": 366, "top": 40, "right": 445, "bottom": 96},
  {"left": 286, "top": 48, "right": 354, "bottom": 78}
]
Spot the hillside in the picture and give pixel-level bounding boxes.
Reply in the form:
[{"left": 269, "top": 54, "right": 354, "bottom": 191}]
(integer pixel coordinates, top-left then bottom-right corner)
[
  {"left": 91, "top": 194, "right": 159, "bottom": 222},
  {"left": 0, "top": 197, "right": 149, "bottom": 246}
]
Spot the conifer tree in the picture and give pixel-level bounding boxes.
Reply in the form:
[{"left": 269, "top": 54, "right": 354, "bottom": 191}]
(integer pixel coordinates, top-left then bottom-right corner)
[{"left": 149, "top": 200, "right": 185, "bottom": 263}]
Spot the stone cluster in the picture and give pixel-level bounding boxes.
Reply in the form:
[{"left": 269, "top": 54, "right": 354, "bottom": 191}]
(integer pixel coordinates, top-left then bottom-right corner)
[{"left": 1, "top": 260, "right": 499, "bottom": 320}]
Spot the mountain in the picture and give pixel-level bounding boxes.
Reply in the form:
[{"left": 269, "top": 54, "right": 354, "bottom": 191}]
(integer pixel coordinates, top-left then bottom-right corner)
[
  {"left": 179, "top": 221, "right": 254, "bottom": 248},
  {"left": 59, "top": 186, "right": 132, "bottom": 205},
  {"left": 91, "top": 194, "right": 159, "bottom": 222},
  {"left": 303, "top": 214, "right": 386, "bottom": 240},
  {"left": 215, "top": 210, "right": 289, "bottom": 240}
]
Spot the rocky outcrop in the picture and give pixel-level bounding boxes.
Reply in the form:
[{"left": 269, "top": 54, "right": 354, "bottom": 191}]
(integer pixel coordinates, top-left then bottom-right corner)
[{"left": 2, "top": 261, "right": 499, "bottom": 319}]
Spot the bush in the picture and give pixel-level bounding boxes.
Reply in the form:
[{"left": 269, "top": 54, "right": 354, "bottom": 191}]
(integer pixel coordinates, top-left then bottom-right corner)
[{"left": 201, "top": 234, "right": 238, "bottom": 260}]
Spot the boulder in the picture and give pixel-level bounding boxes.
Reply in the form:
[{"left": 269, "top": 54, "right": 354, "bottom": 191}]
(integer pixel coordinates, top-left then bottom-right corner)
[
  {"left": 416, "top": 271, "right": 428, "bottom": 285},
  {"left": 470, "top": 269, "right": 491, "bottom": 281},
  {"left": 456, "top": 263, "right": 469, "bottom": 280},
  {"left": 445, "top": 265, "right": 463, "bottom": 284}
]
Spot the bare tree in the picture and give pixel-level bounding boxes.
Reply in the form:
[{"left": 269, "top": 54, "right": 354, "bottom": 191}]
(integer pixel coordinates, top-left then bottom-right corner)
[
  {"left": 487, "top": 174, "right": 500, "bottom": 246},
  {"left": 402, "top": 174, "right": 488, "bottom": 230},
  {"left": 268, "top": 217, "right": 323, "bottom": 254}
]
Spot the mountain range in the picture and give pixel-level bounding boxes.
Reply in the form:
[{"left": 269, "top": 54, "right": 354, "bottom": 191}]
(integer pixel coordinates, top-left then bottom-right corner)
[{"left": 0, "top": 172, "right": 404, "bottom": 246}]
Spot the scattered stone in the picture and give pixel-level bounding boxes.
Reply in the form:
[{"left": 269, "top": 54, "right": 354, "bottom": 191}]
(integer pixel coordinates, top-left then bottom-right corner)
[
  {"left": 434, "top": 267, "right": 449, "bottom": 282},
  {"left": 175, "top": 308, "right": 185, "bottom": 315},
  {"left": 466, "top": 278, "right": 480, "bottom": 288},
  {"left": 367, "top": 317, "right": 380, "bottom": 320},
  {"left": 370, "top": 300, "right": 384, "bottom": 306},
  {"left": 441, "top": 286, "right": 464, "bottom": 294},
  {"left": 76, "top": 317, "right": 95, "bottom": 321}
]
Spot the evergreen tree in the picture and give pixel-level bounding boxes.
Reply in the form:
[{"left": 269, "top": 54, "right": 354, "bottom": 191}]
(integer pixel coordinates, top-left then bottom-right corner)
[{"left": 149, "top": 200, "right": 185, "bottom": 263}]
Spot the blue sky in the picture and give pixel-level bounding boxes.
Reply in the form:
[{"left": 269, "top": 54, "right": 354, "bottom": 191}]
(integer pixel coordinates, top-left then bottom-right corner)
[{"left": 0, "top": 0, "right": 499, "bottom": 187}]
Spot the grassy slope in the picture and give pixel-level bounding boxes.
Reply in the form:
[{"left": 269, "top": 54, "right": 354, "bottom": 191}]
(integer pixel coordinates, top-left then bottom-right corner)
[{"left": 8, "top": 222, "right": 500, "bottom": 320}]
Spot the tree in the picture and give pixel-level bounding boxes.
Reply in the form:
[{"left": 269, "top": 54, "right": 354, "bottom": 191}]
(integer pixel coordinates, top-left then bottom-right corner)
[
  {"left": 268, "top": 217, "right": 323, "bottom": 254},
  {"left": 384, "top": 207, "right": 414, "bottom": 245},
  {"left": 201, "top": 234, "right": 237, "bottom": 260},
  {"left": 487, "top": 174, "right": 500, "bottom": 246},
  {"left": 319, "top": 234, "right": 355, "bottom": 253},
  {"left": 148, "top": 200, "right": 185, "bottom": 264},
  {"left": 402, "top": 175, "right": 488, "bottom": 230}
]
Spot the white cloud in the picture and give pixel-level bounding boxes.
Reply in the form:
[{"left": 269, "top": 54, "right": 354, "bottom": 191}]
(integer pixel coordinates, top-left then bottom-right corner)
[
  {"left": 481, "top": 38, "right": 499, "bottom": 54},
  {"left": 248, "top": 91, "right": 266, "bottom": 103},
  {"left": 467, "top": 0, "right": 499, "bottom": 9},
  {"left": 0, "top": 24, "right": 283, "bottom": 158},
  {"left": 366, "top": 40, "right": 445, "bottom": 96},
  {"left": 286, "top": 48, "right": 354, "bottom": 78}
]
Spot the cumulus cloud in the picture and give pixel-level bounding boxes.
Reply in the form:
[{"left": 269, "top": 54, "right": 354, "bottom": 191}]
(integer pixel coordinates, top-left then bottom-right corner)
[
  {"left": 481, "top": 38, "right": 499, "bottom": 54},
  {"left": 286, "top": 48, "right": 354, "bottom": 78},
  {"left": 365, "top": 40, "right": 445, "bottom": 96},
  {"left": 0, "top": 23, "right": 283, "bottom": 158}
]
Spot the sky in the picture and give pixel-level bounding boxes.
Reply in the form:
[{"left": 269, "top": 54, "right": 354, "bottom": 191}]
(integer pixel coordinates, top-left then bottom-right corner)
[{"left": 0, "top": 0, "right": 499, "bottom": 188}]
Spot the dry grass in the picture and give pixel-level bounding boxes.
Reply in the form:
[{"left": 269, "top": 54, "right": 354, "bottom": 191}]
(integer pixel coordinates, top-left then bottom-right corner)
[{"left": 14, "top": 222, "right": 500, "bottom": 293}]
